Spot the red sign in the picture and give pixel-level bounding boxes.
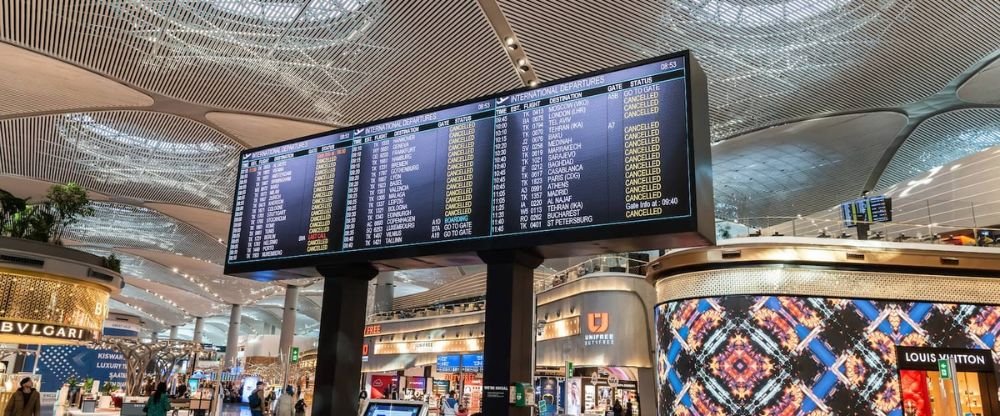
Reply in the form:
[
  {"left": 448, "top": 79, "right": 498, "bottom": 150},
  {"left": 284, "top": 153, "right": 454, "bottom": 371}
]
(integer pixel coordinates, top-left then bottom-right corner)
[
  {"left": 362, "top": 343, "right": 369, "bottom": 356},
  {"left": 370, "top": 375, "right": 397, "bottom": 399},
  {"left": 364, "top": 325, "right": 381, "bottom": 336}
]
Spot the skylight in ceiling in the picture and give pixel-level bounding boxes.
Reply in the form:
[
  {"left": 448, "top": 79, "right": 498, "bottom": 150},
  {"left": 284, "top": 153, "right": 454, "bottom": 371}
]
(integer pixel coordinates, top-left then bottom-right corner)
[
  {"left": 209, "top": 0, "right": 367, "bottom": 24},
  {"left": 682, "top": 0, "right": 850, "bottom": 28},
  {"left": 63, "top": 202, "right": 225, "bottom": 261},
  {"left": 56, "top": 113, "right": 238, "bottom": 211}
]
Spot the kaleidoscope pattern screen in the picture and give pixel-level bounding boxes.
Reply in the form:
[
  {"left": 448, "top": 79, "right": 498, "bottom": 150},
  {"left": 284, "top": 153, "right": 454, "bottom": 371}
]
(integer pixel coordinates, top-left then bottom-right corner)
[{"left": 655, "top": 295, "right": 1000, "bottom": 415}]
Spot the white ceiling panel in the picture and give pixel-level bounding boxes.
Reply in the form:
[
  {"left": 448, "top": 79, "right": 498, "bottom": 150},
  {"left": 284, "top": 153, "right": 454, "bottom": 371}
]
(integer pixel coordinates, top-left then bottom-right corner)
[
  {"left": 497, "top": 0, "right": 1000, "bottom": 141},
  {"left": 957, "top": 55, "right": 1000, "bottom": 104},
  {"left": 876, "top": 108, "right": 1000, "bottom": 190},
  {"left": 0, "top": 42, "right": 153, "bottom": 115},
  {"left": 713, "top": 111, "right": 906, "bottom": 221},
  {"left": 0, "top": 111, "right": 244, "bottom": 211}
]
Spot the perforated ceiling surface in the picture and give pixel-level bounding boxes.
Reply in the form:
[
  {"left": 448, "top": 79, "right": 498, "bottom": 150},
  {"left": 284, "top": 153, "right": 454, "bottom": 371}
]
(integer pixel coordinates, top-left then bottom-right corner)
[
  {"left": 0, "top": 0, "right": 522, "bottom": 126},
  {"left": 0, "top": 111, "right": 243, "bottom": 211},
  {"left": 497, "top": 0, "right": 1000, "bottom": 141},
  {"left": 712, "top": 111, "right": 906, "bottom": 220},
  {"left": 0, "top": 0, "right": 997, "bottom": 334},
  {"left": 875, "top": 108, "right": 1000, "bottom": 191}
]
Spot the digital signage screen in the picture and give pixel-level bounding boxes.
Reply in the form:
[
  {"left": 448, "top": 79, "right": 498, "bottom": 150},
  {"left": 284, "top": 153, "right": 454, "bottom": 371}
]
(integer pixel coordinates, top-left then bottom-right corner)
[
  {"left": 225, "top": 50, "right": 713, "bottom": 277},
  {"left": 840, "top": 195, "right": 892, "bottom": 227},
  {"left": 436, "top": 354, "right": 460, "bottom": 373},
  {"left": 460, "top": 353, "right": 483, "bottom": 373}
]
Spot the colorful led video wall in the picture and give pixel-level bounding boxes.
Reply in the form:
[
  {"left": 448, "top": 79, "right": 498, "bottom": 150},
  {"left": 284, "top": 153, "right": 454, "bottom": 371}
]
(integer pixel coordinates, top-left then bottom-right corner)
[{"left": 655, "top": 295, "right": 1000, "bottom": 415}]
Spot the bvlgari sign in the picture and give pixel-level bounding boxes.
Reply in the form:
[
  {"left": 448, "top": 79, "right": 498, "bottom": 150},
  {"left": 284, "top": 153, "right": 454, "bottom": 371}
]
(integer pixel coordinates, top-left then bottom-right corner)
[
  {"left": 0, "top": 320, "right": 96, "bottom": 342},
  {"left": 896, "top": 346, "right": 994, "bottom": 373}
]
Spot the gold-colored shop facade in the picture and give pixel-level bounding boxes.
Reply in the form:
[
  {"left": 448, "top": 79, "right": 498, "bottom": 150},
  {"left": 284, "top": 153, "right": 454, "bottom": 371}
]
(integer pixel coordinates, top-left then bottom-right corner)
[
  {"left": 649, "top": 237, "right": 1000, "bottom": 303},
  {"left": 0, "top": 268, "right": 110, "bottom": 344}
]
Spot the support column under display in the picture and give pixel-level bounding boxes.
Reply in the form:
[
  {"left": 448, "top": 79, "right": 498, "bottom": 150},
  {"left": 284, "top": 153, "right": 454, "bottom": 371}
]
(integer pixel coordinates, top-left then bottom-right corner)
[
  {"left": 312, "top": 264, "right": 378, "bottom": 416},
  {"left": 478, "top": 249, "right": 543, "bottom": 416}
]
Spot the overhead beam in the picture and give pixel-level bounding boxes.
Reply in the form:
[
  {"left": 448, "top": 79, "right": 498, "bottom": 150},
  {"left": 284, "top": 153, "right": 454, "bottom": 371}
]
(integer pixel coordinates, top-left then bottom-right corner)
[
  {"left": 474, "top": 0, "right": 540, "bottom": 87},
  {"left": 862, "top": 51, "right": 1000, "bottom": 193}
]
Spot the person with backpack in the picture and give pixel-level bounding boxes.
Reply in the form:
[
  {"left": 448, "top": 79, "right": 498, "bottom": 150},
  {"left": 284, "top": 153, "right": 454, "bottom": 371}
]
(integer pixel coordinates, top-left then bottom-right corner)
[
  {"left": 143, "top": 383, "right": 171, "bottom": 416},
  {"left": 441, "top": 391, "right": 459, "bottom": 416},
  {"left": 265, "top": 387, "right": 276, "bottom": 416},
  {"left": 249, "top": 382, "right": 266, "bottom": 416},
  {"left": 293, "top": 395, "right": 307, "bottom": 416}
]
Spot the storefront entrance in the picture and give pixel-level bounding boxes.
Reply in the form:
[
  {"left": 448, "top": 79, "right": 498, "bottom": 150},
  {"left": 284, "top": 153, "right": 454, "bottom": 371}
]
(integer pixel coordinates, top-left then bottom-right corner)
[{"left": 897, "top": 347, "right": 1000, "bottom": 416}]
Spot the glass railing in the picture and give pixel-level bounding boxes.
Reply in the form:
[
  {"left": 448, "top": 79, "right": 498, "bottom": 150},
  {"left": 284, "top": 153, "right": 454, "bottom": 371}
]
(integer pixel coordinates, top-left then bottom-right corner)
[
  {"left": 366, "top": 255, "right": 651, "bottom": 323},
  {"left": 367, "top": 298, "right": 486, "bottom": 322},
  {"left": 718, "top": 216, "right": 1000, "bottom": 247},
  {"left": 534, "top": 254, "right": 649, "bottom": 292}
]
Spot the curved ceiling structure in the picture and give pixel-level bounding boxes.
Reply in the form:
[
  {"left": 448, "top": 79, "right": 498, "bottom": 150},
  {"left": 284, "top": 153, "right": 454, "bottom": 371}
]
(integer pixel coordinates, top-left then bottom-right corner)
[
  {"left": 957, "top": 54, "right": 1000, "bottom": 105},
  {"left": 0, "top": 0, "right": 522, "bottom": 126},
  {"left": 496, "top": 0, "right": 1000, "bottom": 141},
  {"left": 0, "top": 42, "right": 153, "bottom": 115},
  {"left": 0, "top": 1, "right": 996, "bottom": 339},
  {"left": 0, "top": 111, "right": 243, "bottom": 211},
  {"left": 713, "top": 111, "right": 907, "bottom": 220},
  {"left": 876, "top": 108, "right": 1000, "bottom": 190},
  {"left": 204, "top": 112, "right": 335, "bottom": 148}
]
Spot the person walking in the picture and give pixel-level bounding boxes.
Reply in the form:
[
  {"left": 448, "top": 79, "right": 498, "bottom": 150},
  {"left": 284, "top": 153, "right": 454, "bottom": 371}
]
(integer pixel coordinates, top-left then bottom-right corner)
[
  {"left": 612, "top": 399, "right": 623, "bottom": 416},
  {"left": 249, "top": 382, "right": 267, "bottom": 416},
  {"left": 441, "top": 391, "right": 459, "bottom": 416},
  {"left": 273, "top": 386, "right": 295, "bottom": 416},
  {"left": 624, "top": 402, "right": 634, "bottom": 416},
  {"left": 265, "top": 386, "right": 276, "bottom": 416},
  {"left": 4, "top": 378, "right": 40, "bottom": 416},
  {"left": 143, "top": 383, "right": 171, "bottom": 416},
  {"left": 293, "top": 396, "right": 307, "bottom": 416}
]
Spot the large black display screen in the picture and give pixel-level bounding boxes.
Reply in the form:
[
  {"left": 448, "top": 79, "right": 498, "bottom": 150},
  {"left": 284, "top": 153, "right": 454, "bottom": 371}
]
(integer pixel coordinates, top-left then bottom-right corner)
[{"left": 226, "top": 51, "right": 712, "bottom": 275}]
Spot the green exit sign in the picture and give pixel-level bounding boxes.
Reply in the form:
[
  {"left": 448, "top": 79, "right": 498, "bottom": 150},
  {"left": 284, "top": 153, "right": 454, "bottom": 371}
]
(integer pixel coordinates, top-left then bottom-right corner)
[
  {"left": 938, "top": 359, "right": 951, "bottom": 379},
  {"left": 290, "top": 347, "right": 300, "bottom": 363}
]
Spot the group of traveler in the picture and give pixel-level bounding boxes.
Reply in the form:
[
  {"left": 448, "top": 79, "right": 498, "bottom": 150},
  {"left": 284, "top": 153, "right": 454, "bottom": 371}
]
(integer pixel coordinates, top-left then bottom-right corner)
[{"left": 250, "top": 382, "right": 307, "bottom": 416}]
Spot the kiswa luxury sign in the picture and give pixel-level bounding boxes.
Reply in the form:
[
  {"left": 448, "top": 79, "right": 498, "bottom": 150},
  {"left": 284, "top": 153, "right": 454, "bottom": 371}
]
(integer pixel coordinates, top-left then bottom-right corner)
[{"left": 0, "top": 320, "right": 96, "bottom": 342}]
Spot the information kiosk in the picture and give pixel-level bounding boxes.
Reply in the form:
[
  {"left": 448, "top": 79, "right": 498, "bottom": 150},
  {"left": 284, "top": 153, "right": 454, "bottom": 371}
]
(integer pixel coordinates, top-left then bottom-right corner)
[{"left": 360, "top": 400, "right": 428, "bottom": 416}]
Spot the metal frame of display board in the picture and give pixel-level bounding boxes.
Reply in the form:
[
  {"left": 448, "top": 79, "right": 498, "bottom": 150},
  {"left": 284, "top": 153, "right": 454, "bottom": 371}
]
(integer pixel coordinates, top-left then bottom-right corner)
[
  {"left": 250, "top": 50, "right": 711, "bottom": 416},
  {"left": 224, "top": 49, "right": 714, "bottom": 279}
]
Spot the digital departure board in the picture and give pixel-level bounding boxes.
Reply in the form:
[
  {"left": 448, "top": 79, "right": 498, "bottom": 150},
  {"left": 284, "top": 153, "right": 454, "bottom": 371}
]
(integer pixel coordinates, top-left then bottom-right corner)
[
  {"left": 226, "top": 50, "right": 714, "bottom": 277},
  {"left": 840, "top": 195, "right": 892, "bottom": 227}
]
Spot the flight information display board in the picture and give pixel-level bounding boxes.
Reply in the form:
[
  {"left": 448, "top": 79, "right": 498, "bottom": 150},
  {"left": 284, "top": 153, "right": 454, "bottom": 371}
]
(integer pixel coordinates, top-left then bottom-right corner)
[
  {"left": 840, "top": 195, "right": 892, "bottom": 227},
  {"left": 226, "top": 51, "right": 713, "bottom": 275}
]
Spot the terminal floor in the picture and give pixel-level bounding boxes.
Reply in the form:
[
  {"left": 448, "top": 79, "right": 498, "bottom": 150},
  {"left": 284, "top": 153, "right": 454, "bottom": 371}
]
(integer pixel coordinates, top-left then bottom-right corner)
[
  {"left": 220, "top": 404, "right": 252, "bottom": 416},
  {"left": 46, "top": 404, "right": 252, "bottom": 416}
]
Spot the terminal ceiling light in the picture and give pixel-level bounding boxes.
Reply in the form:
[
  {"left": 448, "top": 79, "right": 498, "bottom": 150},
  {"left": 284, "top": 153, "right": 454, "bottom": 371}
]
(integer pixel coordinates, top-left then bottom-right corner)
[
  {"left": 63, "top": 202, "right": 226, "bottom": 263},
  {"left": 0, "top": 112, "right": 243, "bottom": 211},
  {"left": 208, "top": 0, "right": 368, "bottom": 24},
  {"left": 56, "top": 114, "right": 239, "bottom": 211}
]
